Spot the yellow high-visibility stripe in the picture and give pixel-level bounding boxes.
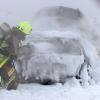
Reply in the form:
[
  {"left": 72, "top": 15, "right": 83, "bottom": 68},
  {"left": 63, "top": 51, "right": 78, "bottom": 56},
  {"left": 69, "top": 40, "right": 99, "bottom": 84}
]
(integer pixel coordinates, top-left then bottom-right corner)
[
  {"left": 0, "top": 57, "right": 9, "bottom": 68},
  {"left": 8, "top": 67, "right": 15, "bottom": 77},
  {"left": 0, "top": 76, "right": 4, "bottom": 87},
  {"left": 5, "top": 75, "right": 16, "bottom": 89}
]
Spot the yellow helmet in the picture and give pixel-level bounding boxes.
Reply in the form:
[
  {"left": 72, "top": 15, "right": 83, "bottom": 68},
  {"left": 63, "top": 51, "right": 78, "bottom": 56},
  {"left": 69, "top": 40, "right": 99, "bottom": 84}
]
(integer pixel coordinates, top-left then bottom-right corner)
[{"left": 17, "top": 21, "right": 32, "bottom": 35}]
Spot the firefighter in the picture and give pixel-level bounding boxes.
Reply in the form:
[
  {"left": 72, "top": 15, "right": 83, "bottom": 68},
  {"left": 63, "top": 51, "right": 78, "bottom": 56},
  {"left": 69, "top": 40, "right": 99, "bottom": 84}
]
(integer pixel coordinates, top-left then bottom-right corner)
[{"left": 0, "top": 21, "right": 32, "bottom": 90}]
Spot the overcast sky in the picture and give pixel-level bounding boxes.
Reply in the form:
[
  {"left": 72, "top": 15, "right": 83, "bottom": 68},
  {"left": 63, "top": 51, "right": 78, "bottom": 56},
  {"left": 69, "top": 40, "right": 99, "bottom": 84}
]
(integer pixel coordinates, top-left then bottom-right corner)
[{"left": 0, "top": 0, "right": 99, "bottom": 26}]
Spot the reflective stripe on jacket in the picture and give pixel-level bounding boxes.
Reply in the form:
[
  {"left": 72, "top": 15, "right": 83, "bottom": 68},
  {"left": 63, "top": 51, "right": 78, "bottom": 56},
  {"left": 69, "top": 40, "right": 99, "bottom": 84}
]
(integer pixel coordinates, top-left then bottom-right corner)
[{"left": 0, "top": 54, "right": 9, "bottom": 68}]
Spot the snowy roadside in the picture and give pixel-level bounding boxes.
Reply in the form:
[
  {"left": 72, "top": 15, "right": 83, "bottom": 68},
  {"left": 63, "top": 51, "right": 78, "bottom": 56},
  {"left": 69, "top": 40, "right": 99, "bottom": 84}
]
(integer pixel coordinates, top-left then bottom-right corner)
[{"left": 0, "top": 79, "right": 100, "bottom": 100}]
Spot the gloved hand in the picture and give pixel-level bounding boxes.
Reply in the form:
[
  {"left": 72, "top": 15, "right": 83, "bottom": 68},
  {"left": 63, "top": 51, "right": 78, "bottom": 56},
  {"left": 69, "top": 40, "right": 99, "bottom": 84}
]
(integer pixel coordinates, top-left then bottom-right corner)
[{"left": 9, "top": 53, "right": 17, "bottom": 60}]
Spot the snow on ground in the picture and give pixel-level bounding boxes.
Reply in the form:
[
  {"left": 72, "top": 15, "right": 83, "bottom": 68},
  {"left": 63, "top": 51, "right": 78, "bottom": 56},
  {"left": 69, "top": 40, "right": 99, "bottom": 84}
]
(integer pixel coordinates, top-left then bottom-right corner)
[
  {"left": 0, "top": 0, "right": 100, "bottom": 100},
  {"left": 1, "top": 79, "right": 100, "bottom": 100}
]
